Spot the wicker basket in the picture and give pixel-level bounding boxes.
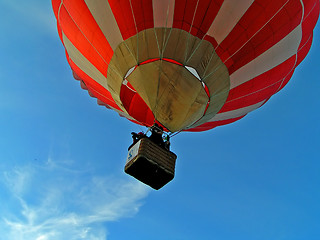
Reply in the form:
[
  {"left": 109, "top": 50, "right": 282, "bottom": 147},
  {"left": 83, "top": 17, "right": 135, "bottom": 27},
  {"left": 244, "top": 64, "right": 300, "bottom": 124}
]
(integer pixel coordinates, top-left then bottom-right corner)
[{"left": 125, "top": 137, "right": 177, "bottom": 190}]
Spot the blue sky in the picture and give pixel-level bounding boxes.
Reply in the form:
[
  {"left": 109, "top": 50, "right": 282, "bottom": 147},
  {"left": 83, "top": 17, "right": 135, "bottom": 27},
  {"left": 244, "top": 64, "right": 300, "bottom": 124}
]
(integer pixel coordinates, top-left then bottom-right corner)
[{"left": 0, "top": 1, "right": 319, "bottom": 240}]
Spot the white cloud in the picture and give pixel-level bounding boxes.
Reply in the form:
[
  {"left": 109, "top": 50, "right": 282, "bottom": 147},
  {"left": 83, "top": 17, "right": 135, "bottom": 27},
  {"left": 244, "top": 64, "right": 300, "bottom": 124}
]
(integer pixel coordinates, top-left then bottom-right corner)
[
  {"left": 3, "top": 166, "right": 34, "bottom": 196},
  {"left": 0, "top": 160, "right": 150, "bottom": 240}
]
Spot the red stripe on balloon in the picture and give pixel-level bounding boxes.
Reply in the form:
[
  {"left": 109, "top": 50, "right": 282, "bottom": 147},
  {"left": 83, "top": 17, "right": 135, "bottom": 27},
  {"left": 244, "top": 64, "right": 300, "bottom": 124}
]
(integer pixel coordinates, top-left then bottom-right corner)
[
  {"left": 52, "top": 0, "right": 61, "bottom": 19},
  {"left": 187, "top": 116, "right": 245, "bottom": 132},
  {"left": 173, "top": 0, "right": 197, "bottom": 31},
  {"left": 131, "top": 0, "right": 154, "bottom": 32},
  {"left": 173, "top": 0, "right": 223, "bottom": 38},
  {"left": 217, "top": 0, "right": 303, "bottom": 72},
  {"left": 299, "top": 0, "right": 320, "bottom": 50},
  {"left": 189, "top": 0, "right": 223, "bottom": 38},
  {"left": 296, "top": 33, "right": 313, "bottom": 66},
  {"left": 66, "top": 53, "right": 122, "bottom": 111},
  {"left": 108, "top": 0, "right": 154, "bottom": 40},
  {"left": 220, "top": 56, "right": 296, "bottom": 113},
  {"left": 120, "top": 83, "right": 155, "bottom": 126},
  {"left": 108, "top": 0, "right": 137, "bottom": 40},
  {"left": 58, "top": 1, "right": 112, "bottom": 76}
]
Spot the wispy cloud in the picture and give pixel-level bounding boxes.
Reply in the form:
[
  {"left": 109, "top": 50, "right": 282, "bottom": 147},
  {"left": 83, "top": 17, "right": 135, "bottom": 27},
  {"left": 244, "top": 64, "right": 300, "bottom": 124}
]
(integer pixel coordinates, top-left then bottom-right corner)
[
  {"left": 3, "top": 166, "right": 34, "bottom": 196},
  {"left": 0, "top": 160, "right": 150, "bottom": 240}
]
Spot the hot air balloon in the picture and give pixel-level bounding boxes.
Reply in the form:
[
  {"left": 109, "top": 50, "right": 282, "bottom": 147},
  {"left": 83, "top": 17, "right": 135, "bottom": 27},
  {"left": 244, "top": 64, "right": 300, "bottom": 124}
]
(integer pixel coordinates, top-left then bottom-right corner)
[{"left": 52, "top": 0, "right": 320, "bottom": 189}]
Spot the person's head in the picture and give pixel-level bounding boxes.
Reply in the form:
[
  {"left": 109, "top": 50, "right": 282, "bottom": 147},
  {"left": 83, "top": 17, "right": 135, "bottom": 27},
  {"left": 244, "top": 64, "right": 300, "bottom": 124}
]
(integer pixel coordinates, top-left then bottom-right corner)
[{"left": 154, "top": 128, "right": 162, "bottom": 134}]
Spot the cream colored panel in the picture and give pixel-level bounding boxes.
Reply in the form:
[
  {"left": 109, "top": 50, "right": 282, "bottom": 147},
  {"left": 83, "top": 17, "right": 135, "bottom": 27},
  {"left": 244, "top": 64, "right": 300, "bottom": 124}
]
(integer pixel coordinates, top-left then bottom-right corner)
[
  {"left": 108, "top": 39, "right": 138, "bottom": 78},
  {"left": 137, "top": 30, "right": 162, "bottom": 62},
  {"left": 195, "top": 71, "right": 230, "bottom": 126},
  {"left": 84, "top": 0, "right": 123, "bottom": 50},
  {"left": 62, "top": 33, "right": 126, "bottom": 113},
  {"left": 208, "top": 100, "right": 265, "bottom": 122},
  {"left": 63, "top": 33, "right": 108, "bottom": 88},
  {"left": 107, "top": 29, "right": 162, "bottom": 98},
  {"left": 230, "top": 26, "right": 302, "bottom": 89},
  {"left": 108, "top": 28, "right": 231, "bottom": 131},
  {"left": 159, "top": 29, "right": 230, "bottom": 130},
  {"left": 153, "top": 62, "right": 208, "bottom": 131},
  {"left": 207, "top": 0, "right": 254, "bottom": 44},
  {"left": 154, "top": 28, "right": 167, "bottom": 58},
  {"left": 107, "top": 38, "right": 138, "bottom": 98},
  {"left": 127, "top": 60, "right": 208, "bottom": 132},
  {"left": 127, "top": 60, "right": 161, "bottom": 108},
  {"left": 153, "top": 0, "right": 175, "bottom": 28},
  {"left": 186, "top": 40, "right": 230, "bottom": 129},
  {"left": 162, "top": 28, "right": 189, "bottom": 63},
  {"left": 106, "top": 67, "right": 126, "bottom": 104},
  {"left": 185, "top": 39, "right": 215, "bottom": 71}
]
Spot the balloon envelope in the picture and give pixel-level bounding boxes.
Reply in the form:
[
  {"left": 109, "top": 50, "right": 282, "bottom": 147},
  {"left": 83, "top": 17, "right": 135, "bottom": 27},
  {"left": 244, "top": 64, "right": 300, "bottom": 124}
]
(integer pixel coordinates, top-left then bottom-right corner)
[{"left": 52, "top": 0, "right": 320, "bottom": 132}]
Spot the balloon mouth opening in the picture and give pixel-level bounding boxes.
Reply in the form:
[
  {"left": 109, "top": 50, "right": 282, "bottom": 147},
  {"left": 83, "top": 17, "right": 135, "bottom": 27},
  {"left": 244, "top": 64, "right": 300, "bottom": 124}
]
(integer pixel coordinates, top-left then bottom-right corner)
[
  {"left": 106, "top": 28, "right": 230, "bottom": 131},
  {"left": 124, "top": 58, "right": 203, "bottom": 82},
  {"left": 121, "top": 58, "right": 212, "bottom": 132}
]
